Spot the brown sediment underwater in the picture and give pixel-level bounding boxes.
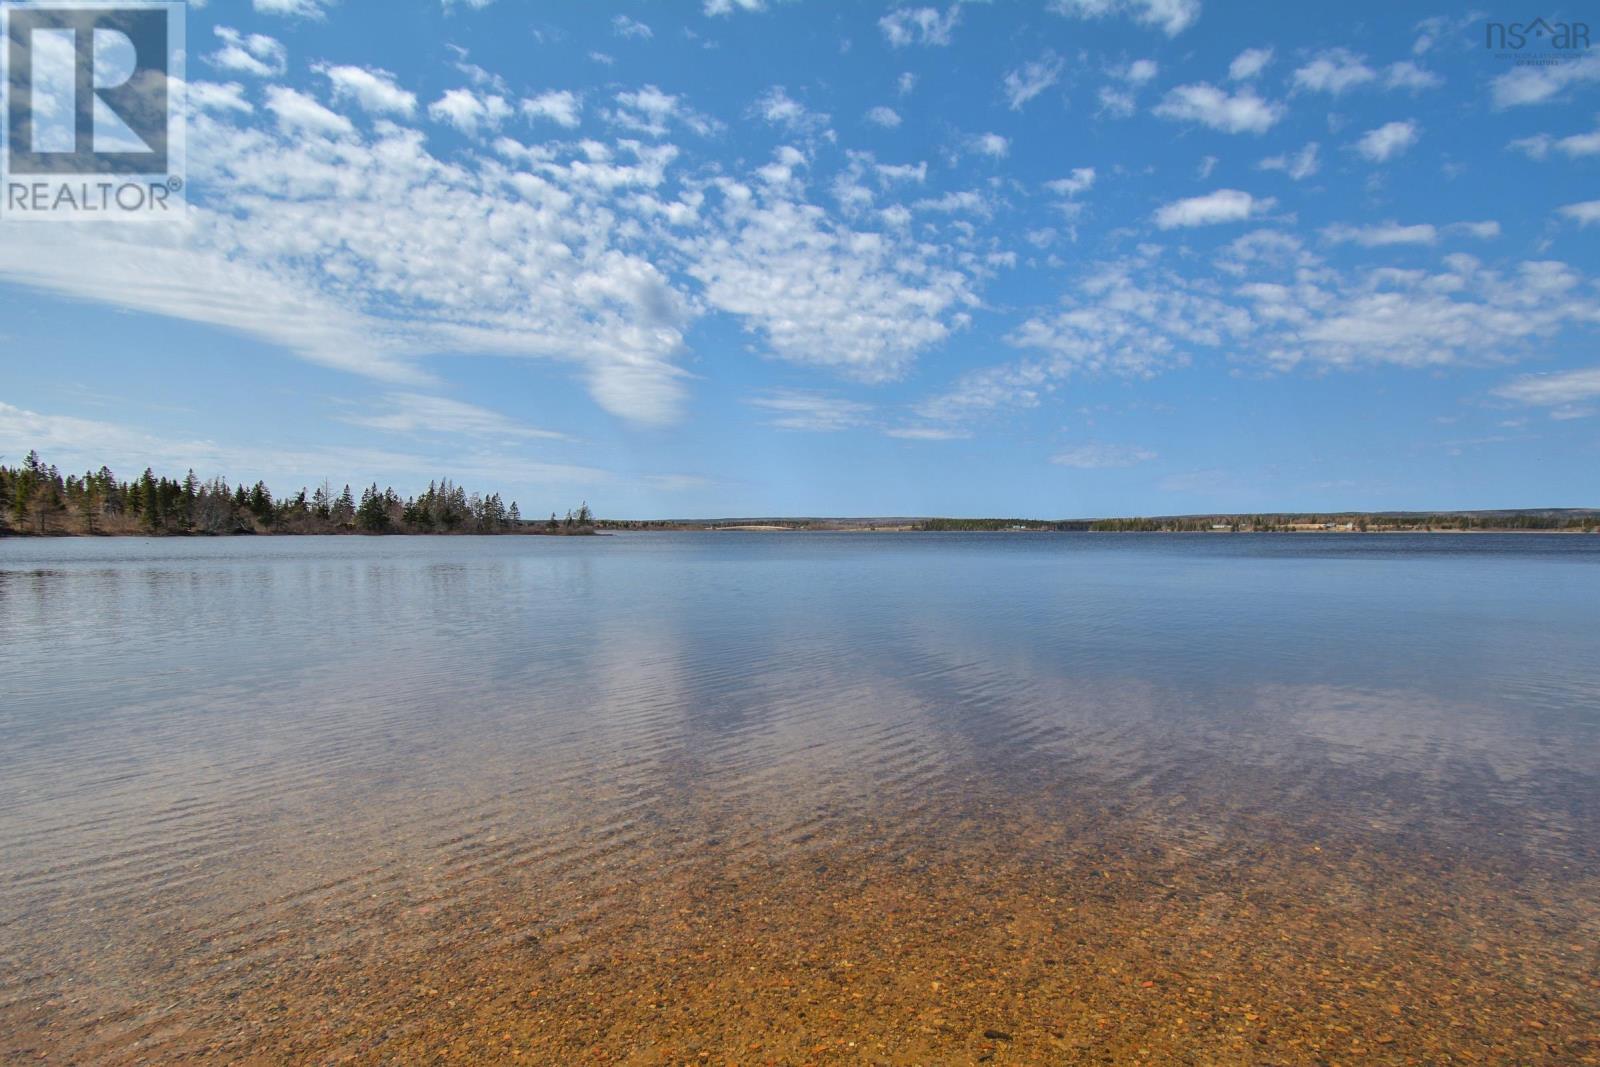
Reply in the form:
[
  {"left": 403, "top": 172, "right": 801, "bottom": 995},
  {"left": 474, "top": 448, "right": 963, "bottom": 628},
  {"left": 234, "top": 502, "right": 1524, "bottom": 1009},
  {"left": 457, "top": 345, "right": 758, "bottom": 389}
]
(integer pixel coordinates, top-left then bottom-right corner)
[{"left": 1, "top": 535, "right": 1597, "bottom": 1064}]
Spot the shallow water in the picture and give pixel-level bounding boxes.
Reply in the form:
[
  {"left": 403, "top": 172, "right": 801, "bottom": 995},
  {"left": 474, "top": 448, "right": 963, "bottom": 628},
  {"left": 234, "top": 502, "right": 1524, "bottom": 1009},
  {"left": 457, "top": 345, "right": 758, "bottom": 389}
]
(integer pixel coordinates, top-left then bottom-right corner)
[{"left": 2, "top": 533, "right": 1598, "bottom": 1063}]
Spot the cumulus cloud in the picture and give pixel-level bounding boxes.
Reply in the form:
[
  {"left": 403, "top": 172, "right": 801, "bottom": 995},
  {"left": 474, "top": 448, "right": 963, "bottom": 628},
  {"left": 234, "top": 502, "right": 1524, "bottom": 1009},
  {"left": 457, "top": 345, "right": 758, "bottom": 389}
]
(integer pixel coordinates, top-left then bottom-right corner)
[
  {"left": 1049, "top": 0, "right": 1200, "bottom": 37},
  {"left": 1045, "top": 169, "right": 1096, "bottom": 200},
  {"left": 916, "top": 261, "right": 1251, "bottom": 423},
  {"left": 1493, "top": 367, "right": 1600, "bottom": 414},
  {"left": 612, "top": 14, "right": 653, "bottom": 38},
  {"left": 253, "top": 0, "right": 328, "bottom": 18},
  {"left": 1510, "top": 120, "right": 1600, "bottom": 160},
  {"left": 683, "top": 165, "right": 977, "bottom": 382},
  {"left": 705, "top": 0, "right": 767, "bottom": 14},
  {"left": 265, "top": 86, "right": 354, "bottom": 137},
  {"left": 520, "top": 90, "right": 581, "bottom": 128},
  {"left": 1258, "top": 141, "right": 1319, "bottom": 180},
  {"left": 1124, "top": 58, "right": 1159, "bottom": 84},
  {"left": 1384, "top": 61, "right": 1442, "bottom": 91},
  {"left": 879, "top": 6, "right": 960, "bottom": 47},
  {"left": 1322, "top": 222, "right": 1437, "bottom": 247},
  {"left": 1153, "top": 188, "right": 1269, "bottom": 228},
  {"left": 1490, "top": 52, "right": 1600, "bottom": 108},
  {"left": 1355, "top": 120, "right": 1419, "bottom": 161},
  {"left": 1004, "top": 52, "right": 1065, "bottom": 109},
  {"left": 1154, "top": 83, "right": 1283, "bottom": 133},
  {"left": 1560, "top": 200, "right": 1600, "bottom": 226},
  {"left": 1229, "top": 47, "right": 1272, "bottom": 81},
  {"left": 912, "top": 243, "right": 1600, "bottom": 428},
  {"left": 972, "top": 132, "right": 1010, "bottom": 158},
  {"left": 316, "top": 65, "right": 417, "bottom": 116},
  {"left": 1293, "top": 49, "right": 1376, "bottom": 94},
  {"left": 610, "top": 85, "right": 718, "bottom": 137},
  {"left": 0, "top": 98, "right": 702, "bottom": 426},
  {"left": 754, "top": 86, "right": 832, "bottom": 136},
  {"left": 208, "top": 27, "right": 286, "bottom": 77},
  {"left": 429, "top": 88, "right": 513, "bottom": 135},
  {"left": 864, "top": 105, "right": 902, "bottom": 128}
]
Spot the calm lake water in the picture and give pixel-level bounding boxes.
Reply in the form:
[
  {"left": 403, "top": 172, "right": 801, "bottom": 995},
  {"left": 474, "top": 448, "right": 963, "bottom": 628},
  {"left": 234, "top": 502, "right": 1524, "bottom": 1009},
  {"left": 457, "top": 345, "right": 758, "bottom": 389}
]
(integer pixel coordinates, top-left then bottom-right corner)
[{"left": 2, "top": 533, "right": 1598, "bottom": 1063}]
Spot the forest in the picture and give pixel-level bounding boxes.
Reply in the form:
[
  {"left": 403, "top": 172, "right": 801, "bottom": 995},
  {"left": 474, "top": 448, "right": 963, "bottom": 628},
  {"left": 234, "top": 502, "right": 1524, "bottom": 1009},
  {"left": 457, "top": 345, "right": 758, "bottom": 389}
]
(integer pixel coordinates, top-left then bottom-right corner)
[{"left": 0, "top": 452, "right": 596, "bottom": 536}]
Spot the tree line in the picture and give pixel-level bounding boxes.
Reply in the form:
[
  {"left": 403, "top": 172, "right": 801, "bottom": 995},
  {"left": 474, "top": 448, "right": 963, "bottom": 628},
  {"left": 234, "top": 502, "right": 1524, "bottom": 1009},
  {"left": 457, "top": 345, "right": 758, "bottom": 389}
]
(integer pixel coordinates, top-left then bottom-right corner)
[
  {"left": 1084, "top": 512, "right": 1599, "bottom": 532},
  {"left": 0, "top": 451, "right": 597, "bottom": 536}
]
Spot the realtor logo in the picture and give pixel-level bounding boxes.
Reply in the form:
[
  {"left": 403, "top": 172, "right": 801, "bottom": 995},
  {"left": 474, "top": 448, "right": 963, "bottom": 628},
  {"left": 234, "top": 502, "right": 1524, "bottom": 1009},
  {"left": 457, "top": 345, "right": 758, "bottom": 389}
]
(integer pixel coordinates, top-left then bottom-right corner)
[
  {"left": 1485, "top": 16, "right": 1591, "bottom": 66},
  {"left": 1, "top": 0, "right": 185, "bottom": 220}
]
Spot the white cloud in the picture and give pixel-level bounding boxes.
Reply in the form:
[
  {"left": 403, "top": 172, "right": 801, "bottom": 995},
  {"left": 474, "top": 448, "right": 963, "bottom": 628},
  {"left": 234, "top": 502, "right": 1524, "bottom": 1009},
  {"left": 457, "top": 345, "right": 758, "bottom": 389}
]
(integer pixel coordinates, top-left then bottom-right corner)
[
  {"left": 748, "top": 390, "right": 872, "bottom": 431},
  {"left": 187, "top": 81, "right": 253, "bottom": 114},
  {"left": 1491, "top": 52, "right": 1600, "bottom": 108},
  {"left": 1049, "top": 0, "right": 1200, "bottom": 37},
  {"left": 884, "top": 425, "right": 970, "bottom": 440},
  {"left": 914, "top": 189, "right": 990, "bottom": 216},
  {"left": 448, "top": 45, "right": 509, "bottom": 92},
  {"left": 253, "top": 0, "right": 328, "bottom": 17},
  {"left": 1493, "top": 367, "right": 1600, "bottom": 410},
  {"left": 1052, "top": 443, "right": 1157, "bottom": 468},
  {"left": 1124, "top": 58, "right": 1159, "bottom": 84},
  {"left": 1449, "top": 221, "right": 1501, "bottom": 240},
  {"left": 916, "top": 260, "right": 1251, "bottom": 423},
  {"left": 1355, "top": 120, "right": 1419, "bottom": 162},
  {"left": 705, "top": 0, "right": 767, "bottom": 14},
  {"left": 265, "top": 86, "right": 354, "bottom": 137},
  {"left": 1004, "top": 52, "right": 1065, "bottom": 110},
  {"left": 1293, "top": 49, "right": 1376, "bottom": 94},
  {"left": 864, "top": 105, "right": 901, "bottom": 128},
  {"left": 1153, "top": 188, "right": 1269, "bottom": 228},
  {"left": 1154, "top": 83, "right": 1283, "bottom": 133},
  {"left": 612, "top": 14, "right": 653, "bottom": 38},
  {"left": 1510, "top": 120, "right": 1600, "bottom": 160},
  {"left": 879, "top": 6, "right": 960, "bottom": 47},
  {"left": 1098, "top": 88, "right": 1135, "bottom": 117},
  {"left": 1228, "top": 47, "right": 1272, "bottom": 81},
  {"left": 1384, "top": 61, "right": 1442, "bottom": 91},
  {"left": 683, "top": 169, "right": 977, "bottom": 382},
  {"left": 1045, "top": 168, "right": 1096, "bottom": 197},
  {"left": 0, "top": 106, "right": 698, "bottom": 426},
  {"left": 316, "top": 64, "right": 417, "bottom": 116},
  {"left": 429, "top": 88, "right": 513, "bottom": 136},
  {"left": 913, "top": 246, "right": 1600, "bottom": 428},
  {"left": 1323, "top": 222, "right": 1437, "bottom": 247},
  {"left": 754, "top": 86, "right": 831, "bottom": 136},
  {"left": 521, "top": 90, "right": 582, "bottom": 128},
  {"left": 1258, "top": 141, "right": 1319, "bottom": 180},
  {"left": 897, "top": 72, "right": 918, "bottom": 96},
  {"left": 343, "top": 393, "right": 567, "bottom": 439},
  {"left": 207, "top": 27, "right": 286, "bottom": 77},
  {"left": 607, "top": 85, "right": 718, "bottom": 138},
  {"left": 1560, "top": 200, "right": 1600, "bottom": 227},
  {"left": 972, "top": 132, "right": 1010, "bottom": 158}
]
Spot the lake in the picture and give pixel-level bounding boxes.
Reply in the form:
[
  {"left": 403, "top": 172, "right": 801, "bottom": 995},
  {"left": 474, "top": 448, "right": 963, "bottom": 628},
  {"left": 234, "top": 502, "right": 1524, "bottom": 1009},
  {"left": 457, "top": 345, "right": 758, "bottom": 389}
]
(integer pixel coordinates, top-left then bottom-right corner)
[{"left": 2, "top": 533, "right": 1597, "bottom": 1063}]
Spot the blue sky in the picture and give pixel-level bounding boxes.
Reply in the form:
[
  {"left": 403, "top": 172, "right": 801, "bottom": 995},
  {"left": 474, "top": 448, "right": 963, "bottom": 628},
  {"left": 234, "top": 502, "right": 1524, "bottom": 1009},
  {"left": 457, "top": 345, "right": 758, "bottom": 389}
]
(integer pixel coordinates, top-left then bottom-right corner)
[{"left": 1, "top": 0, "right": 1598, "bottom": 518}]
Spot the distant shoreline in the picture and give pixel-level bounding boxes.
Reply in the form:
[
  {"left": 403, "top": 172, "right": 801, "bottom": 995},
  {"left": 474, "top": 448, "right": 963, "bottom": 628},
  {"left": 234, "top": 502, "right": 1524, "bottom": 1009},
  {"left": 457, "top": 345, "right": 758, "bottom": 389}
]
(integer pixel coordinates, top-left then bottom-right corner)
[{"left": 599, "top": 512, "right": 1600, "bottom": 535}]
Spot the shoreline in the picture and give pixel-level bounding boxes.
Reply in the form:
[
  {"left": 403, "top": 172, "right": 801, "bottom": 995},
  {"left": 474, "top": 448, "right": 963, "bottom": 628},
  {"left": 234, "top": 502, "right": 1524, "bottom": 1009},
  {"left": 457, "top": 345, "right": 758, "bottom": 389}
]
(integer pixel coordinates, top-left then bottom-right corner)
[{"left": 4, "top": 526, "right": 1597, "bottom": 539}]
